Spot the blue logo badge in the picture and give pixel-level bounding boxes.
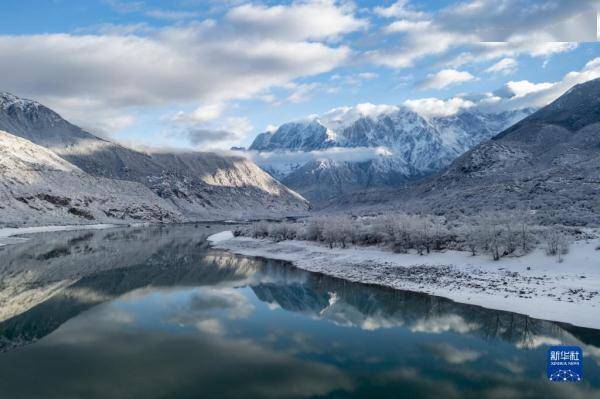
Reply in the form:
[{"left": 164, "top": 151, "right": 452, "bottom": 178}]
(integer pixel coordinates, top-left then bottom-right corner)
[{"left": 547, "top": 346, "right": 583, "bottom": 382}]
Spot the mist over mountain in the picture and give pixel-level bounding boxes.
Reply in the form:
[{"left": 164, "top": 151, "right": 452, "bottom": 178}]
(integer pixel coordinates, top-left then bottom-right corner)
[
  {"left": 248, "top": 104, "right": 532, "bottom": 205},
  {"left": 333, "top": 78, "right": 600, "bottom": 225},
  {"left": 0, "top": 92, "right": 308, "bottom": 226}
]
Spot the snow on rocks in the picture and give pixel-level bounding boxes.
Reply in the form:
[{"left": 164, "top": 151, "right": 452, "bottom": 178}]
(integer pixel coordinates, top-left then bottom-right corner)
[
  {"left": 210, "top": 236, "right": 600, "bottom": 329},
  {"left": 207, "top": 230, "right": 234, "bottom": 244}
]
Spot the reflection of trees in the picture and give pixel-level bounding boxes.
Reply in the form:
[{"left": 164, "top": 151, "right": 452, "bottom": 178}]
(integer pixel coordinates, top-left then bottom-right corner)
[
  {"left": 249, "top": 261, "right": 594, "bottom": 348},
  {"left": 1, "top": 226, "right": 598, "bottom": 354}
]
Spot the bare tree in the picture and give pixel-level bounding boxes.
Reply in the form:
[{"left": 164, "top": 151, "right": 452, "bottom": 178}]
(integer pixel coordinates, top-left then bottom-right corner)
[{"left": 543, "top": 227, "right": 570, "bottom": 262}]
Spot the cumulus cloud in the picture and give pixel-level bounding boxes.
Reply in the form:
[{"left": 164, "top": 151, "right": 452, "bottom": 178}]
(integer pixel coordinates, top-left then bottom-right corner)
[
  {"left": 372, "top": 0, "right": 594, "bottom": 69},
  {"left": 225, "top": 0, "right": 367, "bottom": 41},
  {"left": 383, "top": 19, "right": 431, "bottom": 33},
  {"left": 495, "top": 80, "right": 556, "bottom": 98},
  {"left": 485, "top": 58, "right": 518, "bottom": 75},
  {"left": 483, "top": 57, "right": 600, "bottom": 111},
  {"left": 318, "top": 102, "right": 400, "bottom": 128},
  {"left": 168, "top": 102, "right": 253, "bottom": 150},
  {"left": 374, "top": 0, "right": 427, "bottom": 20},
  {"left": 410, "top": 56, "right": 600, "bottom": 116},
  {"left": 171, "top": 103, "right": 227, "bottom": 125},
  {"left": 184, "top": 128, "right": 242, "bottom": 147},
  {"left": 418, "top": 69, "right": 476, "bottom": 90},
  {"left": 0, "top": 1, "right": 363, "bottom": 140},
  {"left": 404, "top": 97, "right": 475, "bottom": 118},
  {"left": 438, "top": 0, "right": 597, "bottom": 42}
]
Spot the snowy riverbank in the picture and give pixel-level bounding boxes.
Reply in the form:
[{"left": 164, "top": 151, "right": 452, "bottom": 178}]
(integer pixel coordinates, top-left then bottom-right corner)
[
  {"left": 209, "top": 232, "right": 600, "bottom": 329},
  {"left": 0, "top": 224, "right": 120, "bottom": 247}
]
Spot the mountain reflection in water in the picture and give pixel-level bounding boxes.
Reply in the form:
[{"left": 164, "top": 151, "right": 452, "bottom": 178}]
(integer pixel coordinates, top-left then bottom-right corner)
[{"left": 0, "top": 225, "right": 599, "bottom": 398}]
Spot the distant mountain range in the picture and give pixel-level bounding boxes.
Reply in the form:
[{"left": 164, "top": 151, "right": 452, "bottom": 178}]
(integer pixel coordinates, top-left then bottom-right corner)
[
  {"left": 248, "top": 104, "right": 533, "bottom": 204},
  {"left": 330, "top": 78, "right": 600, "bottom": 225},
  {"left": 0, "top": 92, "right": 308, "bottom": 226},
  {"left": 3, "top": 76, "right": 597, "bottom": 227}
]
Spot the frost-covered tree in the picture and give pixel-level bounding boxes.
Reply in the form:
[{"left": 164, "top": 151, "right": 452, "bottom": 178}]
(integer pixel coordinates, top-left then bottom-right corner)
[{"left": 543, "top": 227, "right": 570, "bottom": 262}]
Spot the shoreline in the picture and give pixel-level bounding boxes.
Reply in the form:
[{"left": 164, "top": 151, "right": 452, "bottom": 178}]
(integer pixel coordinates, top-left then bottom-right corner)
[
  {"left": 209, "top": 231, "right": 600, "bottom": 329},
  {"left": 0, "top": 224, "right": 122, "bottom": 247}
]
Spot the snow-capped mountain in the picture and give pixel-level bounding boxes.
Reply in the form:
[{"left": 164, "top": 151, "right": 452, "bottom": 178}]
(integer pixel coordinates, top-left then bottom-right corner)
[
  {"left": 333, "top": 78, "right": 600, "bottom": 225},
  {"left": 0, "top": 130, "right": 184, "bottom": 226},
  {"left": 249, "top": 103, "right": 532, "bottom": 205},
  {"left": 0, "top": 92, "right": 308, "bottom": 225}
]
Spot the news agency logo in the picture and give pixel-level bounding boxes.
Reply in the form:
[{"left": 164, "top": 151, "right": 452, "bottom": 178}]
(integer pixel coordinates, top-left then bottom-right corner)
[{"left": 547, "top": 346, "right": 583, "bottom": 382}]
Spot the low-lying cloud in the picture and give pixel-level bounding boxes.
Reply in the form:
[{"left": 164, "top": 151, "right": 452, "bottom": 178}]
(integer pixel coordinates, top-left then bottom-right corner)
[{"left": 246, "top": 146, "right": 394, "bottom": 171}]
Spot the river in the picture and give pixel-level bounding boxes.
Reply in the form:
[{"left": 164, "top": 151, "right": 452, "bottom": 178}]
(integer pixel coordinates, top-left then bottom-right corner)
[{"left": 0, "top": 224, "right": 598, "bottom": 398}]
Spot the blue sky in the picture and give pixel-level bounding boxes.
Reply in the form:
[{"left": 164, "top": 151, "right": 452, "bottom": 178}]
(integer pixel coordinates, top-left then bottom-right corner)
[{"left": 0, "top": 0, "right": 598, "bottom": 150}]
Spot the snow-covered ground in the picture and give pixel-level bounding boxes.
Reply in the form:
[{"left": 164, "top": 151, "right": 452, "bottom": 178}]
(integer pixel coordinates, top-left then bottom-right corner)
[
  {"left": 209, "top": 232, "right": 600, "bottom": 329},
  {"left": 0, "top": 224, "right": 118, "bottom": 247}
]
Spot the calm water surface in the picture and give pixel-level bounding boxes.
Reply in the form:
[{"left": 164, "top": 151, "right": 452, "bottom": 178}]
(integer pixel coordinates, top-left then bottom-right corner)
[{"left": 0, "top": 225, "right": 598, "bottom": 398}]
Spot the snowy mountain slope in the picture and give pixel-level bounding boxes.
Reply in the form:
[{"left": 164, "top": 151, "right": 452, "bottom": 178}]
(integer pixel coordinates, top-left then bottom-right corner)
[
  {"left": 0, "top": 92, "right": 309, "bottom": 220},
  {"left": 249, "top": 103, "right": 531, "bottom": 205},
  {"left": 334, "top": 78, "right": 600, "bottom": 225},
  {"left": 0, "top": 130, "right": 183, "bottom": 226},
  {"left": 281, "top": 157, "right": 419, "bottom": 203},
  {"left": 147, "top": 152, "right": 308, "bottom": 219}
]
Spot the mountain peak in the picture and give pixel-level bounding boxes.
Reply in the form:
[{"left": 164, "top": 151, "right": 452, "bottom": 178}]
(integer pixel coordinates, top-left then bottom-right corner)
[
  {"left": 0, "top": 91, "right": 42, "bottom": 111},
  {"left": 495, "top": 77, "right": 600, "bottom": 140}
]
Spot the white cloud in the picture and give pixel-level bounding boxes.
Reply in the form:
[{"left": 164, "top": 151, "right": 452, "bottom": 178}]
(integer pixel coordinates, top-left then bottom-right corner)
[
  {"left": 265, "top": 124, "right": 279, "bottom": 133},
  {"left": 485, "top": 58, "right": 518, "bottom": 75},
  {"left": 145, "top": 9, "right": 201, "bottom": 21},
  {"left": 487, "top": 56, "right": 600, "bottom": 111},
  {"left": 373, "top": 0, "right": 593, "bottom": 69},
  {"left": 357, "top": 72, "right": 378, "bottom": 80},
  {"left": 225, "top": 0, "right": 367, "bottom": 41},
  {"left": 419, "top": 69, "right": 476, "bottom": 90},
  {"left": 383, "top": 19, "right": 431, "bottom": 33},
  {"left": 501, "top": 80, "right": 556, "bottom": 98},
  {"left": 404, "top": 97, "right": 475, "bottom": 118},
  {"left": 248, "top": 146, "right": 394, "bottom": 169},
  {"left": 438, "top": 0, "right": 597, "bottom": 42},
  {"left": 368, "top": 29, "right": 474, "bottom": 68},
  {"left": 402, "top": 56, "right": 600, "bottom": 119},
  {"left": 318, "top": 103, "right": 400, "bottom": 129},
  {"left": 374, "top": 0, "right": 427, "bottom": 20},
  {"left": 0, "top": 1, "right": 362, "bottom": 143},
  {"left": 172, "top": 103, "right": 227, "bottom": 125},
  {"left": 223, "top": 116, "right": 253, "bottom": 136}
]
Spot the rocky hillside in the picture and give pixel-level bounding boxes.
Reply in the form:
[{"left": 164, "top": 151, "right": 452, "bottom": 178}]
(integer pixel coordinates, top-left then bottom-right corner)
[
  {"left": 338, "top": 78, "right": 600, "bottom": 225},
  {"left": 0, "top": 130, "right": 183, "bottom": 226},
  {"left": 0, "top": 92, "right": 309, "bottom": 224},
  {"left": 248, "top": 104, "right": 531, "bottom": 205}
]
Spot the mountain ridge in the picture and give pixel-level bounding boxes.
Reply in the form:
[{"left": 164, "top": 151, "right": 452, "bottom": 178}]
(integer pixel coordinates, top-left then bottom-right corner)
[
  {"left": 331, "top": 78, "right": 600, "bottom": 225},
  {"left": 0, "top": 92, "right": 309, "bottom": 225},
  {"left": 248, "top": 104, "right": 532, "bottom": 205}
]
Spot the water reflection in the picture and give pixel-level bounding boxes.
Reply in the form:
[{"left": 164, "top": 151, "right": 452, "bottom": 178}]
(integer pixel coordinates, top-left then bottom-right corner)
[{"left": 0, "top": 225, "right": 599, "bottom": 398}]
